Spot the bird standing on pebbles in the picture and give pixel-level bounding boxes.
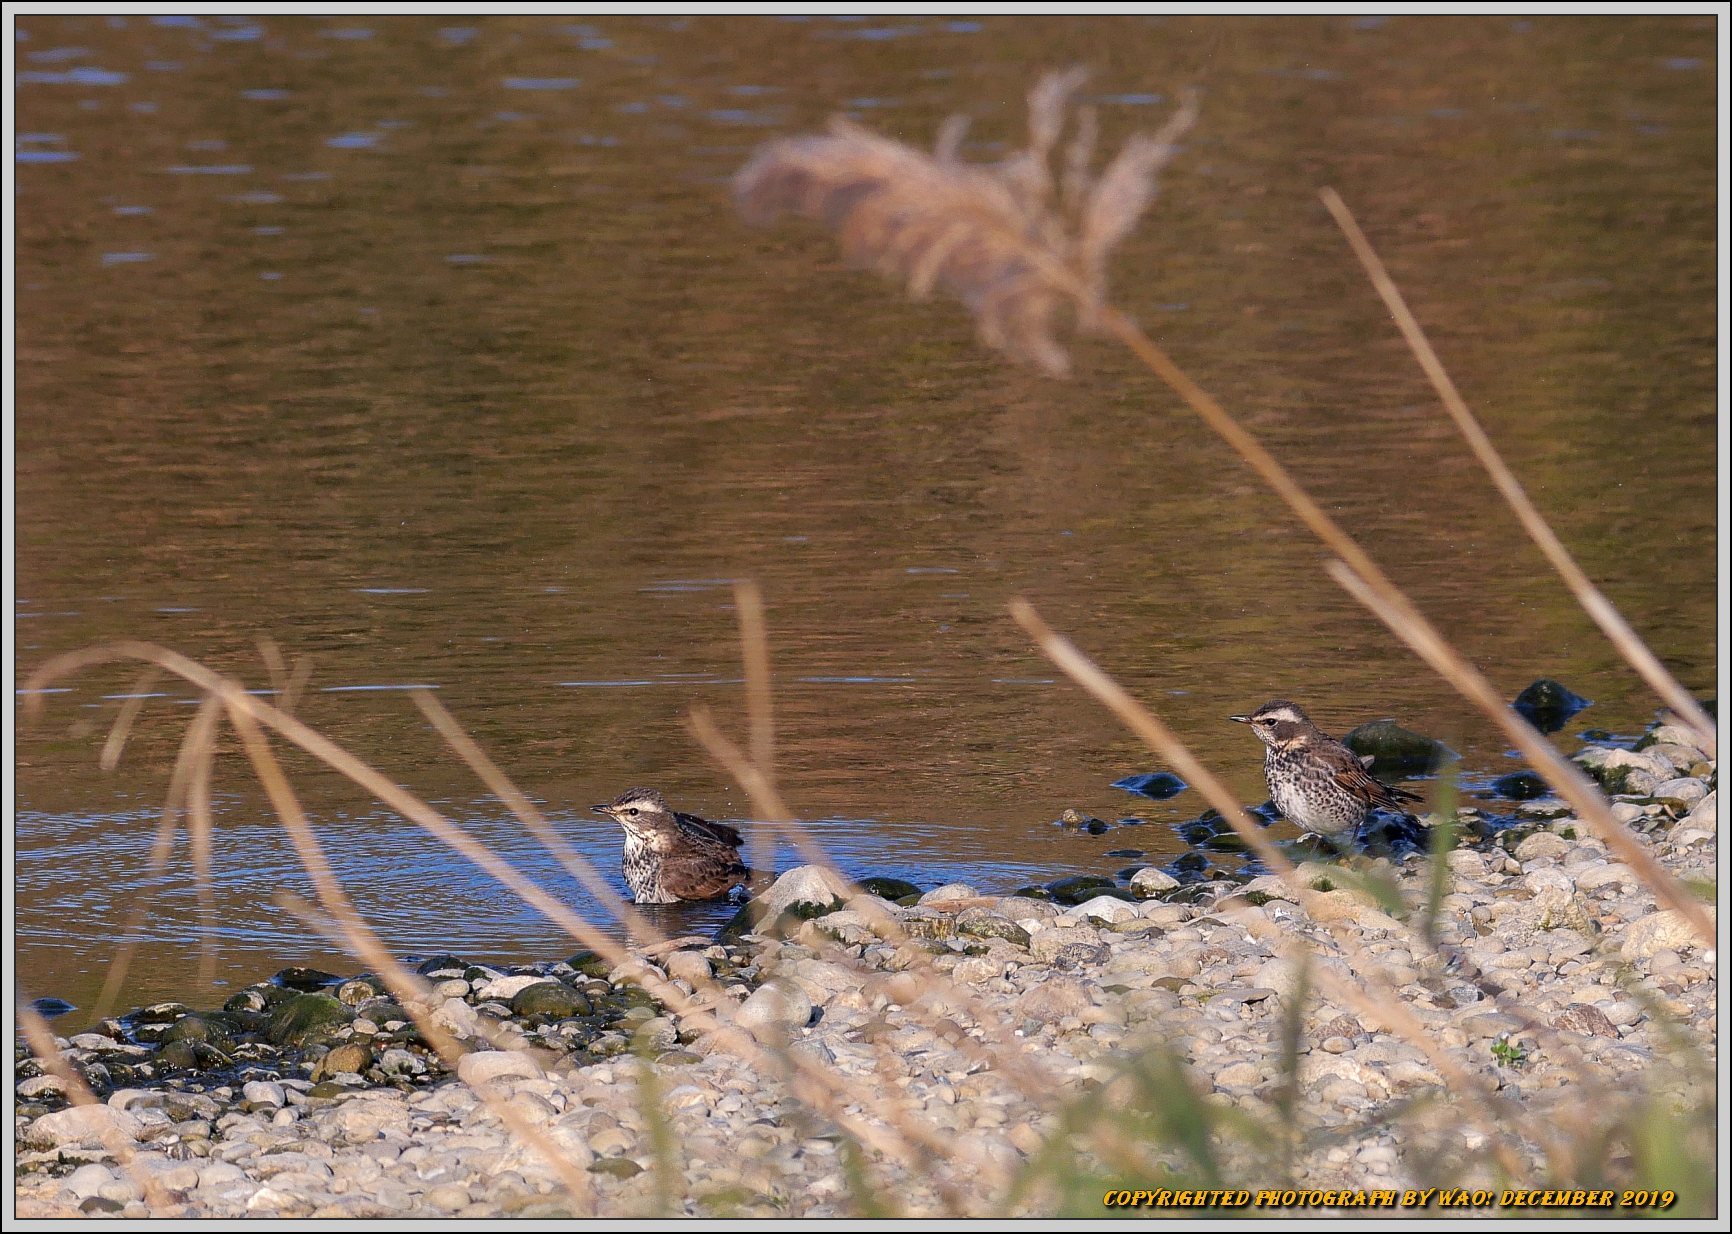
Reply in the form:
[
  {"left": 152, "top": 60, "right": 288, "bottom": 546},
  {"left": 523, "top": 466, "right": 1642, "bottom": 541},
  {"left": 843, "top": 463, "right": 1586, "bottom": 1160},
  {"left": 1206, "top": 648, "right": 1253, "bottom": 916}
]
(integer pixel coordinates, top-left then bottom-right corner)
[
  {"left": 1231, "top": 700, "right": 1421, "bottom": 846},
  {"left": 591, "top": 788, "right": 751, "bottom": 904}
]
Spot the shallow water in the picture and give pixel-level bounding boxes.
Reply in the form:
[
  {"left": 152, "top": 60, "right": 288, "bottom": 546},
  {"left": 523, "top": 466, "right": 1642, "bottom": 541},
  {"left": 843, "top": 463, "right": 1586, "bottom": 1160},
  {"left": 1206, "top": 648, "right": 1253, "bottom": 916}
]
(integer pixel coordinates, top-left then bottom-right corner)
[{"left": 14, "top": 15, "right": 1718, "bottom": 1013}]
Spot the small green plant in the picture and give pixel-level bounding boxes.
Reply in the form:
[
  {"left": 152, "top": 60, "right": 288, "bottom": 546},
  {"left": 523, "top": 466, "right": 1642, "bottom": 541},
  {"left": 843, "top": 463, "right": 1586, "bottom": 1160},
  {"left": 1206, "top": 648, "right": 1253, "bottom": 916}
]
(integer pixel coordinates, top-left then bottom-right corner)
[{"left": 1490, "top": 1038, "right": 1527, "bottom": 1069}]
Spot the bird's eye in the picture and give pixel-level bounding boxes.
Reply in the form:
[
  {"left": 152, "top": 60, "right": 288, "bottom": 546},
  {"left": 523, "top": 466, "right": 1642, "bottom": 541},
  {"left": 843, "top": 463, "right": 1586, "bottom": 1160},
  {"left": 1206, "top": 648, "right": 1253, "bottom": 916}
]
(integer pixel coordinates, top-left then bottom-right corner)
[{"left": 626, "top": 807, "right": 639, "bottom": 817}]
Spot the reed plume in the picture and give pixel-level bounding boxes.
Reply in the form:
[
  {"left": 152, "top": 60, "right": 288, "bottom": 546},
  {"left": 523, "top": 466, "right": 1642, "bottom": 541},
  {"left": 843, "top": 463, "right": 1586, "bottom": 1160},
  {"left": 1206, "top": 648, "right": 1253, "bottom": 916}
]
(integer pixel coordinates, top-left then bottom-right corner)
[{"left": 735, "top": 68, "right": 1197, "bottom": 376}]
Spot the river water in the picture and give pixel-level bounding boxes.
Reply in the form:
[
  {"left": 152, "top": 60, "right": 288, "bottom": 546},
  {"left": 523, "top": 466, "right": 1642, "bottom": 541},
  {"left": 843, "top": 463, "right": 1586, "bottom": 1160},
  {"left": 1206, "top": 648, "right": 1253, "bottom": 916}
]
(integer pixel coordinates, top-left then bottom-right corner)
[{"left": 14, "top": 14, "right": 1718, "bottom": 1013}]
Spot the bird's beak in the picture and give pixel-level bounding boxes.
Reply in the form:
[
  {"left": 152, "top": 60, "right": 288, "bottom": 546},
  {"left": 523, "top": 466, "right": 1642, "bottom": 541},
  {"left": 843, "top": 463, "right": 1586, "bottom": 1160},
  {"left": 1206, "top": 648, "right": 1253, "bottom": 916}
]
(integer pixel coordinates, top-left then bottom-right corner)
[
  {"left": 590, "top": 804, "right": 613, "bottom": 816},
  {"left": 1229, "top": 714, "right": 1251, "bottom": 724}
]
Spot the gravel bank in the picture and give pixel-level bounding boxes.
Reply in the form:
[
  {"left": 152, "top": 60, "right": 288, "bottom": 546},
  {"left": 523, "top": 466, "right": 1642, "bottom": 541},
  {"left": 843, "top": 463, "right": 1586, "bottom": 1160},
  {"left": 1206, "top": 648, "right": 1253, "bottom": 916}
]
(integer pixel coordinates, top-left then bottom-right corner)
[{"left": 15, "top": 723, "right": 1717, "bottom": 1218}]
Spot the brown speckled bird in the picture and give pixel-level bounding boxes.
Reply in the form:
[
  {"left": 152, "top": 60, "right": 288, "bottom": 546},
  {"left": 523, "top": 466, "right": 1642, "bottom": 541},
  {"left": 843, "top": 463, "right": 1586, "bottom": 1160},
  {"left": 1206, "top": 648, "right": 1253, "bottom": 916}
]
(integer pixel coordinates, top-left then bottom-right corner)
[
  {"left": 1231, "top": 700, "right": 1421, "bottom": 845},
  {"left": 590, "top": 788, "right": 750, "bottom": 904}
]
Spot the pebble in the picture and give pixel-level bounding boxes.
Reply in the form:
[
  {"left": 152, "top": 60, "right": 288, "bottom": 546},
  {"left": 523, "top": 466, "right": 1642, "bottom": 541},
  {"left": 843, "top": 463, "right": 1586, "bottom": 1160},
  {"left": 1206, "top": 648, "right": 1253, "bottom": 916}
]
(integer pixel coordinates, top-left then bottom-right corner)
[
  {"left": 455, "top": 1050, "right": 544, "bottom": 1088},
  {"left": 733, "top": 981, "right": 813, "bottom": 1039},
  {"left": 12, "top": 722, "right": 1719, "bottom": 1220}
]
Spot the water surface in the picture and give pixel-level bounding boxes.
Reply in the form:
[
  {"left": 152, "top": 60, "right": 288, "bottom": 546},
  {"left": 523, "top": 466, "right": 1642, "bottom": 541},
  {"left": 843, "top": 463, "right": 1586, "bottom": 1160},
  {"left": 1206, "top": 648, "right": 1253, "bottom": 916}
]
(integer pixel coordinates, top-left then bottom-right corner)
[{"left": 14, "top": 14, "right": 1718, "bottom": 1012}]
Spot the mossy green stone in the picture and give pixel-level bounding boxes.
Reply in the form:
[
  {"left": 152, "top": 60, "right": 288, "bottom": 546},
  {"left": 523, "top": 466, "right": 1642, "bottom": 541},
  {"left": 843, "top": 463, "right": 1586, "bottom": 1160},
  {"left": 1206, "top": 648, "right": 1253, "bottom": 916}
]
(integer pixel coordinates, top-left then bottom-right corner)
[
  {"left": 856, "top": 876, "right": 922, "bottom": 901},
  {"left": 158, "top": 1014, "right": 235, "bottom": 1052},
  {"left": 268, "top": 993, "right": 355, "bottom": 1048},
  {"left": 1343, "top": 720, "right": 1452, "bottom": 773},
  {"left": 511, "top": 982, "right": 592, "bottom": 1019},
  {"left": 565, "top": 950, "right": 613, "bottom": 980},
  {"left": 716, "top": 902, "right": 764, "bottom": 944},
  {"left": 589, "top": 1157, "right": 644, "bottom": 1179}
]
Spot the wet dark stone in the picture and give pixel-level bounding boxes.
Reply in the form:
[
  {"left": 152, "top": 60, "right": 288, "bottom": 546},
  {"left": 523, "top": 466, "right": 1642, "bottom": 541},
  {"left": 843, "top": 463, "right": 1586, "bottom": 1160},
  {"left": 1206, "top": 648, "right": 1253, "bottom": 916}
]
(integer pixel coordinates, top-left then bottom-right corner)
[
  {"left": 1116, "top": 866, "right": 1144, "bottom": 881},
  {"left": 1056, "top": 809, "right": 1107, "bottom": 830},
  {"left": 1011, "top": 886, "right": 1055, "bottom": 901},
  {"left": 1203, "top": 832, "right": 1250, "bottom": 854},
  {"left": 158, "top": 1015, "right": 236, "bottom": 1052},
  {"left": 512, "top": 982, "right": 592, "bottom": 1019},
  {"left": 29, "top": 997, "right": 75, "bottom": 1019},
  {"left": 1170, "top": 851, "right": 1209, "bottom": 875},
  {"left": 157, "top": 1039, "right": 227, "bottom": 1071},
  {"left": 1361, "top": 811, "right": 1434, "bottom": 858},
  {"left": 1045, "top": 874, "right": 1118, "bottom": 905},
  {"left": 359, "top": 1000, "right": 407, "bottom": 1025},
  {"left": 273, "top": 967, "right": 343, "bottom": 992},
  {"left": 268, "top": 994, "right": 355, "bottom": 1049},
  {"left": 133, "top": 1002, "right": 192, "bottom": 1025},
  {"left": 856, "top": 876, "right": 922, "bottom": 901},
  {"left": 1084, "top": 819, "right": 1111, "bottom": 835},
  {"left": 1576, "top": 728, "right": 1615, "bottom": 743},
  {"left": 1343, "top": 720, "right": 1454, "bottom": 774},
  {"left": 1177, "top": 820, "right": 1216, "bottom": 846},
  {"left": 1512, "top": 679, "right": 1593, "bottom": 733},
  {"left": 1491, "top": 770, "right": 1550, "bottom": 800},
  {"left": 1104, "top": 849, "right": 1145, "bottom": 859},
  {"left": 1113, "top": 772, "right": 1188, "bottom": 800},
  {"left": 415, "top": 955, "right": 469, "bottom": 978}
]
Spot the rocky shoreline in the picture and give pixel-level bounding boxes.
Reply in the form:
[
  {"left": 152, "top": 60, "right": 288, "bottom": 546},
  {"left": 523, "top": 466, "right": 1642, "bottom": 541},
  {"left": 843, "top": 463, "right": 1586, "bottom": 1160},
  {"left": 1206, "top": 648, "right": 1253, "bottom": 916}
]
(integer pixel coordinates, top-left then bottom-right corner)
[{"left": 14, "top": 720, "right": 1719, "bottom": 1218}]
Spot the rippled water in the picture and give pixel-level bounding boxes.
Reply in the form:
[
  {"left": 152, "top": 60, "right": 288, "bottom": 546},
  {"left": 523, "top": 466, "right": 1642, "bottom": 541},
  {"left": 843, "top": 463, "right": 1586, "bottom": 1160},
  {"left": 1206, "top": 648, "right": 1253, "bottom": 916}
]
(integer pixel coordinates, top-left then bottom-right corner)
[{"left": 14, "top": 15, "right": 1718, "bottom": 1013}]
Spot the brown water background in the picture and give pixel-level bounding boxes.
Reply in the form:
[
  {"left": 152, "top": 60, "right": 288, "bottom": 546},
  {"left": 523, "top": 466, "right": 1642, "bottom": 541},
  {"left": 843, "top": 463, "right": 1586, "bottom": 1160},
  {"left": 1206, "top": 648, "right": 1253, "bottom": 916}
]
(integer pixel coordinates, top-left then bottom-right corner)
[{"left": 13, "top": 15, "right": 1719, "bottom": 1014}]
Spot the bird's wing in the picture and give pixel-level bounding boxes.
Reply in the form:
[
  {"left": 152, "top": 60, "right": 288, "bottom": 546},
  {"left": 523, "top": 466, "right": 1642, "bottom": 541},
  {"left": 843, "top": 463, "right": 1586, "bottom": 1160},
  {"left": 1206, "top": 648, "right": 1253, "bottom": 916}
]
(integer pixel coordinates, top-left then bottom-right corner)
[
  {"left": 674, "top": 811, "right": 746, "bottom": 850},
  {"left": 659, "top": 849, "right": 751, "bottom": 901},
  {"left": 1328, "top": 744, "right": 1421, "bottom": 810}
]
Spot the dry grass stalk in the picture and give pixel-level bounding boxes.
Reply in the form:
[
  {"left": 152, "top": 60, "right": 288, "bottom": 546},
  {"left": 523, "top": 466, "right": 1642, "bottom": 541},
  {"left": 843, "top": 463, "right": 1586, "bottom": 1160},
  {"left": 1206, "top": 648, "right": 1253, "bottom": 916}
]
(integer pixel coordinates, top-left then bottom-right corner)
[
  {"left": 1319, "top": 187, "right": 1716, "bottom": 759},
  {"left": 412, "top": 695, "right": 1016, "bottom": 1197},
  {"left": 98, "top": 666, "right": 161, "bottom": 772},
  {"left": 1321, "top": 561, "right": 1714, "bottom": 940},
  {"left": 736, "top": 70, "right": 1197, "bottom": 376},
  {"left": 86, "top": 695, "right": 221, "bottom": 1026},
  {"left": 699, "top": 591, "right": 1171, "bottom": 1181},
  {"left": 695, "top": 584, "right": 1288, "bottom": 1190},
  {"left": 27, "top": 643, "right": 1003, "bottom": 1208},
  {"left": 1014, "top": 594, "right": 1630, "bottom": 1091},
  {"left": 1009, "top": 598, "right": 1543, "bottom": 1178},
  {"left": 404, "top": 690, "right": 1011, "bottom": 1198},
  {"left": 735, "top": 74, "right": 1710, "bottom": 950},
  {"left": 224, "top": 702, "right": 600, "bottom": 1213},
  {"left": 183, "top": 700, "right": 222, "bottom": 990},
  {"left": 734, "top": 581, "right": 779, "bottom": 887},
  {"left": 409, "top": 689, "right": 667, "bottom": 948},
  {"left": 16, "top": 1002, "right": 177, "bottom": 1209}
]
